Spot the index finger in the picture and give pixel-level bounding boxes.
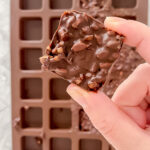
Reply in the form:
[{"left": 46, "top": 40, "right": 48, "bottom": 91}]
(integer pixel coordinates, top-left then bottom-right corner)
[{"left": 104, "top": 17, "right": 150, "bottom": 63}]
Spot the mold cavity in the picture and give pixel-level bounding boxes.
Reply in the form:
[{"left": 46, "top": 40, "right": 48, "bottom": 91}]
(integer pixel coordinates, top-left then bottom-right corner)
[
  {"left": 50, "top": 138, "right": 71, "bottom": 150},
  {"left": 21, "top": 78, "right": 42, "bottom": 99},
  {"left": 79, "top": 139, "right": 102, "bottom": 150},
  {"left": 20, "top": 0, "right": 42, "bottom": 9},
  {"left": 49, "top": 78, "right": 70, "bottom": 100},
  {"left": 112, "top": 0, "right": 136, "bottom": 8},
  {"left": 20, "top": 18, "right": 42, "bottom": 40},
  {"left": 21, "top": 107, "right": 42, "bottom": 128},
  {"left": 50, "top": 108, "right": 71, "bottom": 129},
  {"left": 50, "top": 0, "right": 72, "bottom": 9},
  {"left": 50, "top": 18, "right": 60, "bottom": 39},
  {"left": 117, "top": 16, "right": 136, "bottom": 20},
  {"left": 22, "top": 136, "right": 42, "bottom": 150},
  {"left": 20, "top": 48, "right": 42, "bottom": 70}
]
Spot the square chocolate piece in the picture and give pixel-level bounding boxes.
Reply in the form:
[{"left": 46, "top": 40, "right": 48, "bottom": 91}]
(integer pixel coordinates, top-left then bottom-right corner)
[{"left": 40, "top": 11, "right": 123, "bottom": 91}]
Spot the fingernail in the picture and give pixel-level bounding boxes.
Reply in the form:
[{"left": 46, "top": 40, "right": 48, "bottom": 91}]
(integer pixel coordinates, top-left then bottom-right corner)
[
  {"left": 104, "top": 17, "right": 126, "bottom": 28},
  {"left": 105, "top": 17, "right": 126, "bottom": 23},
  {"left": 67, "top": 84, "right": 89, "bottom": 108}
]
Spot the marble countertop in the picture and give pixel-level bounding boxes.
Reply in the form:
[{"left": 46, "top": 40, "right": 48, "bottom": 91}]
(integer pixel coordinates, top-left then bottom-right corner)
[
  {"left": 0, "top": 0, "right": 12, "bottom": 150},
  {"left": 0, "top": 0, "right": 11, "bottom": 150},
  {"left": 0, "top": 0, "right": 149, "bottom": 150}
]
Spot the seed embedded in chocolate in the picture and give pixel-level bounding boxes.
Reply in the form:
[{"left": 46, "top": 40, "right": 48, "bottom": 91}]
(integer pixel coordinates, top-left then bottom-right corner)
[
  {"left": 82, "top": 26, "right": 91, "bottom": 34},
  {"left": 95, "top": 34, "right": 102, "bottom": 45},
  {"left": 46, "top": 45, "right": 51, "bottom": 51},
  {"left": 55, "top": 68, "right": 67, "bottom": 75},
  {"left": 99, "top": 63, "right": 111, "bottom": 69},
  {"left": 58, "top": 27, "right": 69, "bottom": 41},
  {"left": 91, "top": 22, "right": 101, "bottom": 30},
  {"left": 88, "top": 81, "right": 99, "bottom": 89},
  {"left": 46, "top": 50, "right": 50, "bottom": 55},
  {"left": 71, "top": 40, "right": 87, "bottom": 52},
  {"left": 112, "top": 52, "right": 119, "bottom": 59},
  {"left": 106, "top": 40, "right": 120, "bottom": 49},
  {"left": 120, "top": 71, "right": 123, "bottom": 76},
  {"left": 53, "top": 56, "right": 60, "bottom": 61},
  {"left": 84, "top": 35, "right": 94, "bottom": 41},
  {"left": 46, "top": 45, "right": 51, "bottom": 55},
  {"left": 90, "top": 62, "right": 99, "bottom": 73},
  {"left": 116, "top": 35, "right": 124, "bottom": 41},
  {"left": 96, "top": 48, "right": 109, "bottom": 59},
  {"left": 107, "top": 31, "right": 115, "bottom": 36},
  {"left": 85, "top": 72, "right": 92, "bottom": 78},
  {"left": 66, "top": 16, "right": 75, "bottom": 28},
  {"left": 52, "top": 48, "right": 57, "bottom": 54},
  {"left": 80, "top": 74, "right": 84, "bottom": 80},
  {"left": 59, "top": 41, "right": 64, "bottom": 46},
  {"left": 57, "top": 47, "right": 63, "bottom": 54},
  {"left": 72, "top": 15, "right": 83, "bottom": 28},
  {"left": 40, "top": 55, "right": 49, "bottom": 64}
]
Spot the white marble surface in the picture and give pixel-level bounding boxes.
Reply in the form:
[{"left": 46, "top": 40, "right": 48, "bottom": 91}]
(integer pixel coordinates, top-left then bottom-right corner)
[
  {"left": 0, "top": 0, "right": 150, "bottom": 150},
  {"left": 0, "top": 0, "right": 11, "bottom": 150}
]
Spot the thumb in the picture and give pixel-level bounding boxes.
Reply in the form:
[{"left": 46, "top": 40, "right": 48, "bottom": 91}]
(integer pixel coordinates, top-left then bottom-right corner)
[{"left": 67, "top": 84, "right": 150, "bottom": 150}]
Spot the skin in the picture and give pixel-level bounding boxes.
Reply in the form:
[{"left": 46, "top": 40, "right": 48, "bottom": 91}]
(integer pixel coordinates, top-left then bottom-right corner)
[{"left": 66, "top": 17, "right": 150, "bottom": 150}]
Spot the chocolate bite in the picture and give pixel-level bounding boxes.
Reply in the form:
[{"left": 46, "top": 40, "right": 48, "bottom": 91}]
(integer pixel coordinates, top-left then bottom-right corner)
[{"left": 40, "top": 11, "right": 123, "bottom": 91}]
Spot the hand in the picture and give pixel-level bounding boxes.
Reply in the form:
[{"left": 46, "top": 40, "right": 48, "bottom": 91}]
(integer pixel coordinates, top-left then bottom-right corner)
[{"left": 67, "top": 17, "right": 150, "bottom": 150}]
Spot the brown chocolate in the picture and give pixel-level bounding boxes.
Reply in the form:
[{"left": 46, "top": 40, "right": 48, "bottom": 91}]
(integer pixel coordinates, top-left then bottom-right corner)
[
  {"left": 40, "top": 11, "right": 124, "bottom": 91},
  {"left": 13, "top": 117, "right": 21, "bottom": 129},
  {"left": 80, "top": 0, "right": 111, "bottom": 10},
  {"left": 102, "top": 45, "right": 145, "bottom": 97},
  {"left": 80, "top": 109, "right": 98, "bottom": 133}
]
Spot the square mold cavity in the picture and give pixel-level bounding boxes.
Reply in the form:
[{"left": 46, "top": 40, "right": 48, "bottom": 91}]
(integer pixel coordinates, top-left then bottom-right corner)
[
  {"left": 50, "top": 18, "right": 60, "bottom": 39},
  {"left": 50, "top": 108, "right": 71, "bottom": 129},
  {"left": 20, "top": 48, "right": 42, "bottom": 70},
  {"left": 20, "top": 18, "right": 42, "bottom": 40},
  {"left": 49, "top": 78, "right": 70, "bottom": 100},
  {"left": 21, "top": 78, "right": 42, "bottom": 99},
  {"left": 21, "top": 107, "right": 42, "bottom": 128},
  {"left": 50, "top": 0, "right": 72, "bottom": 9},
  {"left": 117, "top": 16, "right": 136, "bottom": 20},
  {"left": 22, "top": 136, "right": 42, "bottom": 150},
  {"left": 112, "top": 0, "right": 136, "bottom": 8},
  {"left": 20, "top": 0, "right": 42, "bottom": 9},
  {"left": 50, "top": 138, "right": 71, "bottom": 150},
  {"left": 79, "top": 139, "right": 102, "bottom": 150}
]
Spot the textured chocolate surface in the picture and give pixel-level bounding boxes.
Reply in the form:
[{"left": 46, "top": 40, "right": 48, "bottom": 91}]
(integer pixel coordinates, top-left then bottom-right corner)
[
  {"left": 102, "top": 45, "right": 145, "bottom": 97},
  {"left": 80, "top": 0, "right": 110, "bottom": 10},
  {"left": 40, "top": 11, "right": 123, "bottom": 91},
  {"left": 79, "top": 109, "right": 97, "bottom": 132}
]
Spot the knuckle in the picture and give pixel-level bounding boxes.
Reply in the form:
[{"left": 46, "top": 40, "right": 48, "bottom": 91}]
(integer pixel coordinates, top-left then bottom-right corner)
[
  {"left": 136, "top": 63, "right": 150, "bottom": 77},
  {"left": 136, "top": 63, "right": 150, "bottom": 72},
  {"left": 93, "top": 117, "right": 116, "bottom": 136}
]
